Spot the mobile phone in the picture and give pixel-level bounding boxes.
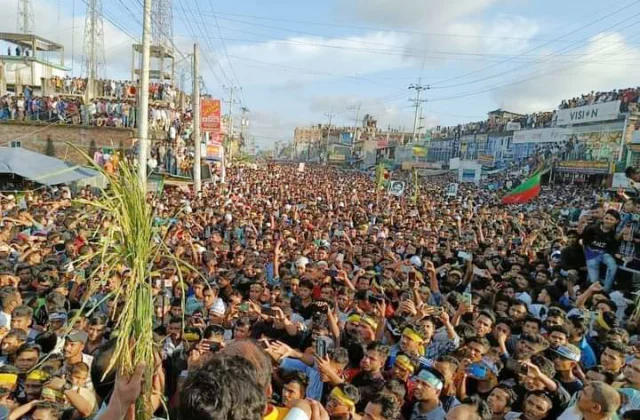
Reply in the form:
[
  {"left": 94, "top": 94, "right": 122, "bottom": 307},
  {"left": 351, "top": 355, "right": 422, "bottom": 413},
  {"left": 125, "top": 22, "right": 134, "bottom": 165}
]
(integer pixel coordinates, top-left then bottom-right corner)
[
  {"left": 261, "top": 307, "right": 275, "bottom": 317},
  {"left": 368, "top": 294, "right": 384, "bottom": 304},
  {"left": 328, "top": 269, "right": 338, "bottom": 278},
  {"left": 53, "top": 243, "right": 66, "bottom": 254},
  {"left": 408, "top": 271, "right": 416, "bottom": 281},
  {"left": 457, "top": 251, "right": 472, "bottom": 262},
  {"left": 466, "top": 363, "right": 488, "bottom": 380},
  {"left": 512, "top": 237, "right": 522, "bottom": 245},
  {"left": 462, "top": 292, "right": 473, "bottom": 306},
  {"left": 202, "top": 340, "right": 222, "bottom": 353},
  {"left": 239, "top": 303, "right": 250, "bottom": 312},
  {"left": 315, "top": 337, "right": 329, "bottom": 358},
  {"left": 164, "top": 279, "right": 173, "bottom": 288}
]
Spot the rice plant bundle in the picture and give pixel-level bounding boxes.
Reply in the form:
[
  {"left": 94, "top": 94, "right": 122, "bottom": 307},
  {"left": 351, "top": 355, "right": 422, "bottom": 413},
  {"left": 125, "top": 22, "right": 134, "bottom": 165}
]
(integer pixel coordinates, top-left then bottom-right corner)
[{"left": 73, "top": 149, "right": 158, "bottom": 420}]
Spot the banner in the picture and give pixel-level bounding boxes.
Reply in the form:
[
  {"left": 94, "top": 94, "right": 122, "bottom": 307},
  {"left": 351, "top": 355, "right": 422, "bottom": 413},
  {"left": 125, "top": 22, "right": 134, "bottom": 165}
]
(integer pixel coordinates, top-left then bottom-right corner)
[
  {"left": 413, "top": 145, "right": 427, "bottom": 157},
  {"left": 513, "top": 127, "right": 569, "bottom": 144},
  {"left": 446, "top": 183, "right": 458, "bottom": 197},
  {"left": 201, "top": 99, "right": 222, "bottom": 132},
  {"left": 555, "top": 101, "right": 621, "bottom": 126},
  {"left": 206, "top": 131, "right": 222, "bottom": 160},
  {"left": 329, "top": 154, "right": 346, "bottom": 161},
  {"left": 555, "top": 160, "right": 611, "bottom": 175}
]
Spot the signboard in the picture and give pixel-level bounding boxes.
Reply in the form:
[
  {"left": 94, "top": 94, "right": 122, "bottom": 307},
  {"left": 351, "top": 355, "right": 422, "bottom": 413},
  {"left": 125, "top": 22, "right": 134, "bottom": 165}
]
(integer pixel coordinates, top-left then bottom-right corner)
[
  {"left": 555, "top": 160, "right": 611, "bottom": 175},
  {"left": 329, "top": 154, "right": 346, "bottom": 161},
  {"left": 506, "top": 121, "right": 521, "bottom": 131},
  {"left": 446, "top": 183, "right": 458, "bottom": 197},
  {"left": 340, "top": 132, "right": 353, "bottom": 145},
  {"left": 388, "top": 181, "right": 406, "bottom": 196},
  {"left": 206, "top": 131, "right": 222, "bottom": 160},
  {"left": 201, "top": 99, "right": 222, "bottom": 132},
  {"left": 479, "top": 154, "right": 495, "bottom": 167},
  {"left": 449, "top": 157, "right": 461, "bottom": 170},
  {"left": 632, "top": 130, "right": 640, "bottom": 144},
  {"left": 555, "top": 101, "right": 621, "bottom": 126},
  {"left": 402, "top": 162, "right": 442, "bottom": 170},
  {"left": 298, "top": 163, "right": 305, "bottom": 173},
  {"left": 458, "top": 161, "right": 482, "bottom": 184},
  {"left": 413, "top": 145, "right": 427, "bottom": 157},
  {"left": 513, "top": 127, "right": 569, "bottom": 144}
]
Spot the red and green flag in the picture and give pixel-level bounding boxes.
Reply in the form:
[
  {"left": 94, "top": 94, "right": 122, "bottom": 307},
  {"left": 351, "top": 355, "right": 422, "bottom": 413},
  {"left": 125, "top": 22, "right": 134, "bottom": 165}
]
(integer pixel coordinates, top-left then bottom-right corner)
[{"left": 502, "top": 172, "right": 542, "bottom": 205}]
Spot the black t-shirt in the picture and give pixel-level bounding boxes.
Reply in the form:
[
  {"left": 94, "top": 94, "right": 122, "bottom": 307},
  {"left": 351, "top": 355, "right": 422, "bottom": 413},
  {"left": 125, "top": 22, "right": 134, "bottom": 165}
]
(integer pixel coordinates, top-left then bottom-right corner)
[
  {"left": 581, "top": 223, "right": 619, "bottom": 255},
  {"left": 557, "top": 377, "right": 584, "bottom": 396}
]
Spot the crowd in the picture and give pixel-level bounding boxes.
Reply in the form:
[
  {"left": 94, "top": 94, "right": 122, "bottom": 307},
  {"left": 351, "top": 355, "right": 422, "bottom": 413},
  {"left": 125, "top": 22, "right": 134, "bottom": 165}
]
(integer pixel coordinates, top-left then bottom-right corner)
[
  {"left": 558, "top": 88, "right": 640, "bottom": 112},
  {"left": 0, "top": 162, "right": 639, "bottom": 420},
  {"left": 47, "top": 77, "right": 182, "bottom": 103},
  {"left": 0, "top": 93, "right": 191, "bottom": 133}
]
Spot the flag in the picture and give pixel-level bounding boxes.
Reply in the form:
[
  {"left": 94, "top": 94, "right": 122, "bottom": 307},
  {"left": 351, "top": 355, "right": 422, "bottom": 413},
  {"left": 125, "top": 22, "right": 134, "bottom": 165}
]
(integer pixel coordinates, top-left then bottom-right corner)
[
  {"left": 502, "top": 172, "right": 542, "bottom": 204},
  {"left": 412, "top": 168, "right": 419, "bottom": 204}
]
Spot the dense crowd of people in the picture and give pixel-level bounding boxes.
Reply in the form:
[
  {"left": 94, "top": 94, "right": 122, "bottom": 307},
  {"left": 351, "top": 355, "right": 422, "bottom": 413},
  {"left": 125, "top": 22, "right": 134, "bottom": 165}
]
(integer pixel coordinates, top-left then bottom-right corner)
[
  {"left": 0, "top": 162, "right": 639, "bottom": 420},
  {"left": 0, "top": 93, "right": 191, "bottom": 133},
  {"left": 558, "top": 88, "right": 640, "bottom": 111},
  {"left": 47, "top": 77, "right": 182, "bottom": 103}
]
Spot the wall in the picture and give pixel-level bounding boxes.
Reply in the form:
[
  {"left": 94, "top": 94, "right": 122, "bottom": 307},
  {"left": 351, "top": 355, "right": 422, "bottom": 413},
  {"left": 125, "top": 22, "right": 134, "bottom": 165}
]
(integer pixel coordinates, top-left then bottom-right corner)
[{"left": 0, "top": 121, "right": 139, "bottom": 163}]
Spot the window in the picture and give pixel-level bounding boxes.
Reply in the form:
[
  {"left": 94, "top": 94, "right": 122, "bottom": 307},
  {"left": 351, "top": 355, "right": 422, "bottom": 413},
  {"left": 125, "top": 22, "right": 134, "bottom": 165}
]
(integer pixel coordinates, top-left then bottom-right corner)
[{"left": 10, "top": 141, "right": 21, "bottom": 148}]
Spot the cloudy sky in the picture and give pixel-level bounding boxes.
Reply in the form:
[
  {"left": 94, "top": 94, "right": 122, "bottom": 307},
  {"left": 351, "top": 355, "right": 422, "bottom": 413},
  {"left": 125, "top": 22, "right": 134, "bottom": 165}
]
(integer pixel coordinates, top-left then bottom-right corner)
[{"left": 1, "top": 0, "right": 639, "bottom": 148}]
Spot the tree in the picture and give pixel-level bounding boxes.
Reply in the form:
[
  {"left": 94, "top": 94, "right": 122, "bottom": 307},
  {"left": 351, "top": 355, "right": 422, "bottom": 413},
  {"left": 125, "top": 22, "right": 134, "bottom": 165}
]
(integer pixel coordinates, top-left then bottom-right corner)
[
  {"left": 88, "top": 139, "right": 97, "bottom": 160},
  {"left": 45, "top": 136, "right": 56, "bottom": 157}
]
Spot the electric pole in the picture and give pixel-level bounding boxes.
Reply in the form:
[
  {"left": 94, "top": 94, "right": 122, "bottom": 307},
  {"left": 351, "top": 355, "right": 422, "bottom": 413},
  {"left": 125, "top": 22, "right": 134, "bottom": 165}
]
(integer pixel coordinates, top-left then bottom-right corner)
[
  {"left": 137, "top": 0, "right": 153, "bottom": 190},
  {"left": 323, "top": 112, "right": 335, "bottom": 164},
  {"left": 409, "top": 81, "right": 429, "bottom": 144},
  {"left": 349, "top": 103, "right": 361, "bottom": 162},
  {"left": 17, "top": 0, "right": 34, "bottom": 34},
  {"left": 223, "top": 86, "right": 240, "bottom": 163},
  {"left": 192, "top": 44, "right": 201, "bottom": 193},
  {"left": 240, "top": 106, "right": 249, "bottom": 152}
]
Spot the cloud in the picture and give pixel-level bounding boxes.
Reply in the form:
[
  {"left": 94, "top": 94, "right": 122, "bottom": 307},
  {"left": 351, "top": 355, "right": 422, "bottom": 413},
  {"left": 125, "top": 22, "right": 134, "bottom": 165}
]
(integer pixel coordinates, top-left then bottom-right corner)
[
  {"left": 492, "top": 32, "right": 640, "bottom": 113},
  {"left": 341, "top": 0, "right": 502, "bottom": 29},
  {"left": 224, "top": 31, "right": 414, "bottom": 87}
]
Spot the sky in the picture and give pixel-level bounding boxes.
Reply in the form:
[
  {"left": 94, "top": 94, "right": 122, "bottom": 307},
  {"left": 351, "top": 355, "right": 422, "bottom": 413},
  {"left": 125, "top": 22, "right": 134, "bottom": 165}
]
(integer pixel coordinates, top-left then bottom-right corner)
[{"left": 1, "top": 0, "right": 640, "bottom": 149}]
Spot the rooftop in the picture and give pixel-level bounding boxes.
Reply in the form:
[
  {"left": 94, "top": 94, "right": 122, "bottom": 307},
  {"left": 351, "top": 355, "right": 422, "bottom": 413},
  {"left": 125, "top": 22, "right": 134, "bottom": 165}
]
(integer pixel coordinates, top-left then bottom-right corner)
[{"left": 0, "top": 32, "right": 64, "bottom": 52}]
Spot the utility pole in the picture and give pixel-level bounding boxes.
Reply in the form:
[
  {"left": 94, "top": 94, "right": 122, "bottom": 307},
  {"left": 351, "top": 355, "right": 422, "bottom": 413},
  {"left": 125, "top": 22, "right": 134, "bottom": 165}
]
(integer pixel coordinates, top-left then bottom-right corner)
[
  {"left": 349, "top": 103, "right": 361, "bottom": 162},
  {"left": 192, "top": 44, "right": 201, "bottom": 193},
  {"left": 137, "top": 0, "right": 153, "bottom": 190},
  {"left": 409, "top": 80, "right": 429, "bottom": 144},
  {"left": 323, "top": 112, "right": 335, "bottom": 164},
  {"left": 223, "top": 86, "right": 239, "bottom": 163},
  {"left": 240, "top": 106, "right": 249, "bottom": 152}
]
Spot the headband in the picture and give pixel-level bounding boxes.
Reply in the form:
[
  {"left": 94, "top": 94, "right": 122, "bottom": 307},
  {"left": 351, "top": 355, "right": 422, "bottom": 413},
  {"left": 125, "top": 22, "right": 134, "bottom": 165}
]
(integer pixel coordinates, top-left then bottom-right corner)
[
  {"left": 415, "top": 369, "right": 444, "bottom": 391},
  {"left": 41, "top": 387, "right": 64, "bottom": 400},
  {"left": 346, "top": 314, "right": 361, "bottom": 324},
  {"left": 402, "top": 328, "right": 424, "bottom": 343},
  {"left": 0, "top": 374, "right": 18, "bottom": 385},
  {"left": 360, "top": 315, "right": 378, "bottom": 330},
  {"left": 395, "top": 355, "right": 415, "bottom": 373},
  {"left": 27, "top": 370, "right": 50, "bottom": 382},
  {"left": 330, "top": 387, "right": 355, "bottom": 408}
]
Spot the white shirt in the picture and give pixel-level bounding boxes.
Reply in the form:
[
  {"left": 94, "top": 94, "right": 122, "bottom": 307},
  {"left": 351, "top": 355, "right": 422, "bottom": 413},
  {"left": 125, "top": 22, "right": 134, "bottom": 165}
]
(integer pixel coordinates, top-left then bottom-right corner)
[{"left": 0, "top": 311, "right": 11, "bottom": 328}]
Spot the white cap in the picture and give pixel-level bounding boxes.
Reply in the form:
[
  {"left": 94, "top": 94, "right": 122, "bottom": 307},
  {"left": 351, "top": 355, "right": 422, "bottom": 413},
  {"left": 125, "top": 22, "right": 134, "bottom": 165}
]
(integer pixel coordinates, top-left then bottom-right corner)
[
  {"left": 224, "top": 213, "right": 233, "bottom": 223},
  {"left": 296, "top": 256, "right": 309, "bottom": 267}
]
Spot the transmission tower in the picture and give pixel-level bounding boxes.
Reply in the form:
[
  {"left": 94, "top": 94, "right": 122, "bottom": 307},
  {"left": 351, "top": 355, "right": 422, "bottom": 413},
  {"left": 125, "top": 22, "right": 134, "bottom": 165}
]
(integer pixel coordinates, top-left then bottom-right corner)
[
  {"left": 82, "top": 0, "right": 106, "bottom": 81},
  {"left": 17, "top": 0, "right": 35, "bottom": 34},
  {"left": 152, "top": 0, "right": 173, "bottom": 49}
]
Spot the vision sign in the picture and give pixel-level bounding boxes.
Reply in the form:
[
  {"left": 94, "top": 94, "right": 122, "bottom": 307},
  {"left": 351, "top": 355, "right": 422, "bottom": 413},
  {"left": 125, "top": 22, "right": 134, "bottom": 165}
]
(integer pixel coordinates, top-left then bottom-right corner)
[{"left": 555, "top": 101, "right": 621, "bottom": 126}]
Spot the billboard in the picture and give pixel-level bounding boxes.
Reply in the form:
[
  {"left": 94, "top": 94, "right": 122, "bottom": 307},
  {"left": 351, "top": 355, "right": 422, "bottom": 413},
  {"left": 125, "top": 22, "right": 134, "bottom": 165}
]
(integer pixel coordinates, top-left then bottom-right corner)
[
  {"left": 555, "top": 160, "right": 611, "bottom": 175},
  {"left": 479, "top": 154, "right": 495, "bottom": 166},
  {"left": 513, "top": 128, "right": 569, "bottom": 144},
  {"left": 555, "top": 101, "right": 621, "bottom": 126},
  {"left": 201, "top": 99, "right": 222, "bottom": 132}
]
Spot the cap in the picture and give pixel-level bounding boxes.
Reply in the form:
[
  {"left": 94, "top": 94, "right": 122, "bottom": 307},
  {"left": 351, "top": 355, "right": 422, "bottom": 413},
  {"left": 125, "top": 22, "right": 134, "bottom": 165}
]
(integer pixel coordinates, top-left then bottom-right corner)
[
  {"left": 551, "top": 344, "right": 581, "bottom": 362},
  {"left": 209, "top": 301, "right": 226, "bottom": 317},
  {"left": 66, "top": 329, "right": 88, "bottom": 344}
]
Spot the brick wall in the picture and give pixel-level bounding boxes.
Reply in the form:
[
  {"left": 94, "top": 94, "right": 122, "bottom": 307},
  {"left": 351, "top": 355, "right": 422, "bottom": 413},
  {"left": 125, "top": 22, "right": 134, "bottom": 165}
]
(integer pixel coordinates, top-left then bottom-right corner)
[{"left": 0, "top": 122, "right": 168, "bottom": 163}]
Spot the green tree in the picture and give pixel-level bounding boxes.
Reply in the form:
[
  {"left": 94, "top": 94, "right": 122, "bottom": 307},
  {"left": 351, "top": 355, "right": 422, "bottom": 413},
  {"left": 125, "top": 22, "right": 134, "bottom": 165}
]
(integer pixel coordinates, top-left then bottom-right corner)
[{"left": 45, "top": 136, "right": 56, "bottom": 157}]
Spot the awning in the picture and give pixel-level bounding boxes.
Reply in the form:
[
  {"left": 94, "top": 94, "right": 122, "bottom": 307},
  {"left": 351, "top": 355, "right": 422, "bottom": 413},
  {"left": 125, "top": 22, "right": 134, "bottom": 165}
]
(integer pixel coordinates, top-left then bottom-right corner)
[{"left": 0, "top": 147, "right": 100, "bottom": 185}]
